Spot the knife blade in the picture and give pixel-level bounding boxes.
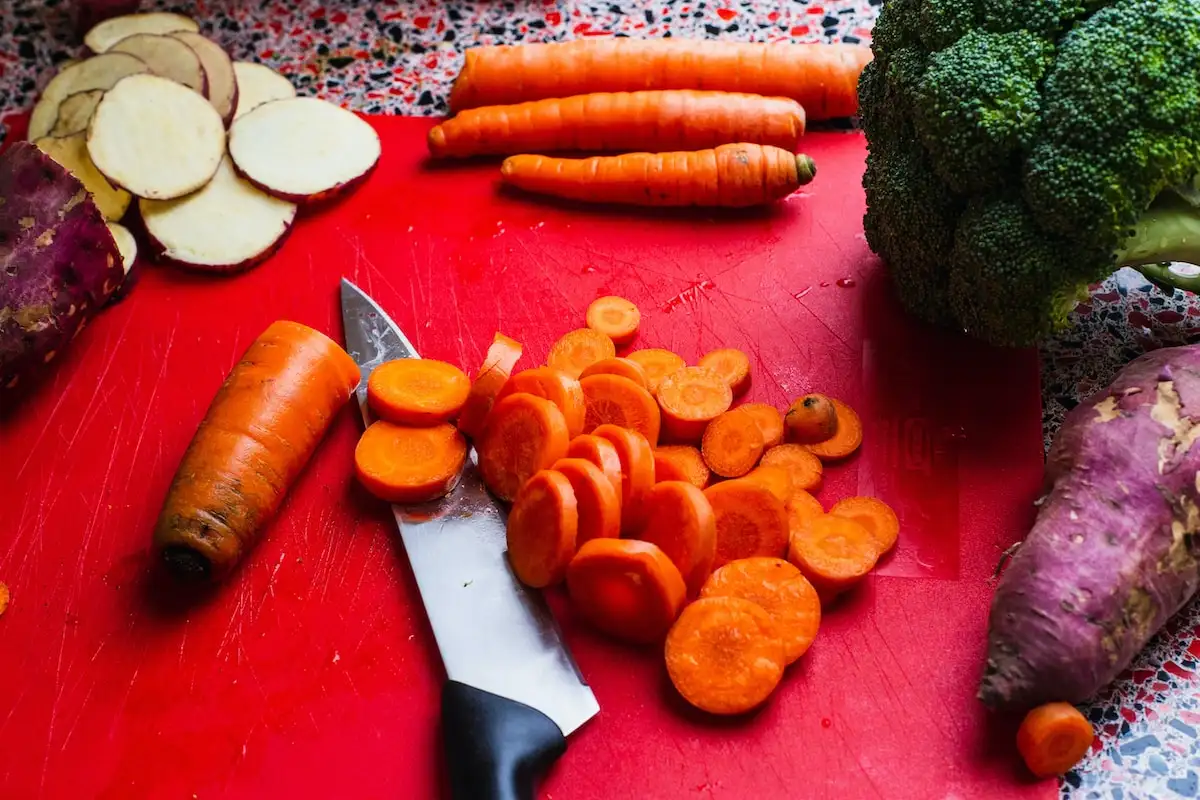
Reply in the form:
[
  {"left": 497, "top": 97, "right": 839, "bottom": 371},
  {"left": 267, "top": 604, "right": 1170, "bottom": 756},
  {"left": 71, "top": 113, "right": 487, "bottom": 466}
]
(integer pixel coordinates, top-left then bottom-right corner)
[{"left": 339, "top": 279, "right": 599, "bottom": 800}]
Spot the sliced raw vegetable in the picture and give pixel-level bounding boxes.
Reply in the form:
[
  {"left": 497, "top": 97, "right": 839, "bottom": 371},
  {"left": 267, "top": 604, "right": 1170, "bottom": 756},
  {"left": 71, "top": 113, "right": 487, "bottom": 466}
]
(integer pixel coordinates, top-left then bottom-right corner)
[
  {"left": 457, "top": 333, "right": 524, "bottom": 440},
  {"left": 566, "top": 538, "right": 687, "bottom": 644},
  {"left": 786, "top": 489, "right": 824, "bottom": 535},
  {"left": 701, "top": 408, "right": 765, "bottom": 478},
  {"left": 657, "top": 366, "right": 734, "bottom": 442},
  {"left": 28, "top": 53, "right": 149, "bottom": 141},
  {"left": 367, "top": 358, "right": 471, "bottom": 426},
  {"left": 506, "top": 470, "right": 579, "bottom": 588},
  {"left": 739, "top": 402, "right": 785, "bottom": 448},
  {"left": 107, "top": 222, "right": 137, "bottom": 275},
  {"left": 49, "top": 89, "right": 105, "bottom": 137},
  {"left": 1016, "top": 703, "right": 1094, "bottom": 778},
  {"left": 170, "top": 31, "right": 238, "bottom": 125},
  {"left": 803, "top": 398, "right": 863, "bottom": 460},
  {"left": 785, "top": 393, "right": 839, "bottom": 444},
  {"left": 34, "top": 132, "right": 131, "bottom": 221},
  {"left": 742, "top": 465, "right": 793, "bottom": 504},
  {"left": 829, "top": 496, "right": 900, "bottom": 556},
  {"left": 760, "top": 444, "right": 824, "bottom": 493},
  {"left": 581, "top": 373, "right": 661, "bottom": 444},
  {"left": 592, "top": 424, "right": 655, "bottom": 529},
  {"left": 109, "top": 34, "right": 207, "bottom": 94},
  {"left": 699, "top": 557, "right": 821, "bottom": 664},
  {"left": 84, "top": 11, "right": 199, "bottom": 53},
  {"left": 546, "top": 328, "right": 617, "bottom": 379},
  {"left": 626, "top": 349, "right": 685, "bottom": 395},
  {"left": 231, "top": 61, "right": 296, "bottom": 119},
  {"left": 566, "top": 434, "right": 625, "bottom": 500},
  {"left": 355, "top": 421, "right": 468, "bottom": 504},
  {"left": 586, "top": 295, "right": 640, "bottom": 346},
  {"left": 478, "top": 393, "right": 570, "bottom": 502},
  {"left": 551, "top": 458, "right": 622, "bottom": 544},
  {"left": 579, "top": 357, "right": 648, "bottom": 390},
  {"left": 704, "top": 479, "right": 790, "bottom": 568},
  {"left": 698, "top": 348, "right": 752, "bottom": 396},
  {"left": 787, "top": 514, "right": 879, "bottom": 598},
  {"left": 653, "top": 445, "right": 710, "bottom": 489},
  {"left": 496, "top": 367, "right": 587, "bottom": 438},
  {"left": 0, "top": 581, "right": 8, "bottom": 617},
  {"left": 634, "top": 480, "right": 717, "bottom": 595}
]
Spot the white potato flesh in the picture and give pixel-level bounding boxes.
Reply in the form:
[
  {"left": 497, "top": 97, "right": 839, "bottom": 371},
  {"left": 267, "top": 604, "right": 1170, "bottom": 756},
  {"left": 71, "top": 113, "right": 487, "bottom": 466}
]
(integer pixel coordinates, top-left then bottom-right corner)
[
  {"left": 50, "top": 89, "right": 105, "bottom": 137},
  {"left": 107, "top": 222, "right": 137, "bottom": 275},
  {"left": 28, "top": 53, "right": 149, "bottom": 141},
  {"left": 228, "top": 97, "right": 381, "bottom": 202},
  {"left": 84, "top": 12, "right": 199, "bottom": 54},
  {"left": 35, "top": 132, "right": 132, "bottom": 221},
  {"left": 87, "top": 74, "right": 226, "bottom": 201},
  {"left": 170, "top": 32, "right": 238, "bottom": 125},
  {"left": 109, "top": 34, "right": 207, "bottom": 95},
  {"left": 231, "top": 62, "right": 296, "bottom": 119},
  {"left": 140, "top": 156, "right": 298, "bottom": 271}
]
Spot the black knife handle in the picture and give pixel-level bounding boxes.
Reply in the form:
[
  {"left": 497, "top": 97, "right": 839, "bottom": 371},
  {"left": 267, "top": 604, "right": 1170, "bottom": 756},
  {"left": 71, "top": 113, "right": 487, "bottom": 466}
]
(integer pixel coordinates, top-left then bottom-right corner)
[{"left": 441, "top": 680, "right": 567, "bottom": 800}]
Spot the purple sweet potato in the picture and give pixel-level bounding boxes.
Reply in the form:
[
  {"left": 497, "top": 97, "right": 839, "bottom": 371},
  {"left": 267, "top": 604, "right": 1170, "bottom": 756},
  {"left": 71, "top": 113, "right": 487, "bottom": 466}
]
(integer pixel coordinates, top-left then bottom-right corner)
[
  {"left": 1, "top": 142, "right": 123, "bottom": 392},
  {"left": 979, "top": 345, "right": 1200, "bottom": 710}
]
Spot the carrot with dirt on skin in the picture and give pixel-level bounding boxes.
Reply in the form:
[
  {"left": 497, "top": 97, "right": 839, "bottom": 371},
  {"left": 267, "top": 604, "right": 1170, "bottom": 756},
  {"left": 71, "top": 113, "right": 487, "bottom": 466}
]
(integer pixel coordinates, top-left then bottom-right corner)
[
  {"left": 500, "top": 144, "right": 817, "bottom": 208},
  {"left": 586, "top": 295, "right": 641, "bottom": 346},
  {"left": 787, "top": 513, "right": 879, "bottom": 599},
  {"left": 456, "top": 332, "right": 524, "bottom": 440},
  {"left": 592, "top": 423, "right": 655, "bottom": 530},
  {"left": 704, "top": 479, "right": 790, "bottom": 568},
  {"left": 580, "top": 357, "right": 649, "bottom": 390},
  {"left": 743, "top": 465, "right": 793, "bottom": 504},
  {"left": 506, "top": 470, "right": 579, "bottom": 588},
  {"left": 830, "top": 496, "right": 900, "bottom": 556},
  {"left": 153, "top": 321, "right": 361, "bottom": 581},
  {"left": 700, "top": 557, "right": 821, "bottom": 664},
  {"left": 478, "top": 392, "right": 570, "bottom": 502},
  {"left": 1016, "top": 702, "right": 1095, "bottom": 778},
  {"left": 653, "top": 445, "right": 711, "bottom": 489},
  {"left": 702, "top": 407, "right": 765, "bottom": 478},
  {"left": 739, "top": 402, "right": 785, "bottom": 448},
  {"left": 785, "top": 393, "right": 838, "bottom": 444},
  {"left": 803, "top": 397, "right": 863, "bottom": 461},
  {"left": 428, "top": 90, "right": 807, "bottom": 158},
  {"left": 546, "top": 328, "right": 616, "bottom": 379},
  {"left": 355, "top": 422, "right": 468, "bottom": 504},
  {"left": 567, "top": 538, "right": 687, "bottom": 644},
  {"left": 626, "top": 349, "right": 685, "bottom": 395},
  {"left": 760, "top": 444, "right": 824, "bottom": 493},
  {"left": 657, "top": 366, "right": 734, "bottom": 443},
  {"left": 367, "top": 358, "right": 470, "bottom": 426},
  {"left": 581, "top": 373, "right": 661, "bottom": 445},
  {"left": 496, "top": 366, "right": 587, "bottom": 438},
  {"left": 633, "top": 481, "right": 717, "bottom": 595},
  {"left": 698, "top": 348, "right": 752, "bottom": 397},
  {"left": 552, "top": 458, "right": 622, "bottom": 543},
  {"left": 567, "top": 434, "right": 625, "bottom": 502}
]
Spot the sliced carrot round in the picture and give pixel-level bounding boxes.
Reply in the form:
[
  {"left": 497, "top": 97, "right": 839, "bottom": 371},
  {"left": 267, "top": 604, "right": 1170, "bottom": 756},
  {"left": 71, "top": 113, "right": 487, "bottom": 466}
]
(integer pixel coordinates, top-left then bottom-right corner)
[
  {"left": 625, "top": 348, "right": 686, "bottom": 395},
  {"left": 803, "top": 398, "right": 863, "bottom": 461},
  {"left": 497, "top": 366, "right": 587, "bottom": 438},
  {"left": 739, "top": 402, "right": 785, "bottom": 449},
  {"left": 478, "top": 392, "right": 570, "bottom": 502},
  {"left": 703, "top": 479, "right": 789, "bottom": 568},
  {"left": 586, "top": 295, "right": 641, "bottom": 346},
  {"left": 698, "top": 348, "right": 751, "bottom": 396},
  {"left": 457, "top": 332, "right": 523, "bottom": 440},
  {"left": 1016, "top": 702, "right": 1094, "bottom": 778},
  {"left": 592, "top": 424, "right": 655, "bottom": 530},
  {"left": 581, "top": 373, "right": 661, "bottom": 445},
  {"left": 546, "top": 328, "right": 616, "bottom": 379},
  {"left": 634, "top": 480, "right": 717, "bottom": 595},
  {"left": 700, "top": 557, "right": 821, "bottom": 664},
  {"left": 657, "top": 366, "right": 733, "bottom": 443},
  {"left": 787, "top": 514, "right": 879, "bottom": 598},
  {"left": 354, "top": 421, "right": 468, "bottom": 504},
  {"left": 701, "top": 408, "right": 765, "bottom": 478},
  {"left": 786, "top": 488, "right": 825, "bottom": 535},
  {"left": 552, "top": 458, "right": 622, "bottom": 544},
  {"left": 830, "top": 496, "right": 900, "bottom": 556},
  {"left": 760, "top": 444, "right": 824, "bottom": 493},
  {"left": 580, "top": 357, "right": 649, "bottom": 390},
  {"left": 743, "top": 465, "right": 792, "bottom": 504},
  {"left": 566, "top": 538, "right": 686, "bottom": 644},
  {"left": 567, "top": 434, "right": 624, "bottom": 501},
  {"left": 665, "top": 596, "right": 786, "bottom": 715},
  {"left": 367, "top": 358, "right": 471, "bottom": 426},
  {"left": 506, "top": 470, "right": 578, "bottom": 588},
  {"left": 653, "top": 445, "right": 711, "bottom": 489}
]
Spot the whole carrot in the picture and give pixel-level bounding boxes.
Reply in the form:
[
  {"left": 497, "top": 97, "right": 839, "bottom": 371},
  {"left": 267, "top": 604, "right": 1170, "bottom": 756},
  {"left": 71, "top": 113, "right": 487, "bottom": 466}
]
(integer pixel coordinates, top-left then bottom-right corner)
[
  {"left": 427, "top": 90, "right": 806, "bottom": 158},
  {"left": 500, "top": 144, "right": 816, "bottom": 208},
  {"left": 153, "top": 320, "right": 361, "bottom": 581},
  {"left": 448, "top": 39, "right": 873, "bottom": 121}
]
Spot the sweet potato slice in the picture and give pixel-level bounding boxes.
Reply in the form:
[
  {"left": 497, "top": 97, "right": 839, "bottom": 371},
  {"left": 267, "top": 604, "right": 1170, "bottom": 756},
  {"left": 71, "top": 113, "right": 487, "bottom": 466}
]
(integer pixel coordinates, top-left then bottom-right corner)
[
  {"left": 35, "top": 132, "right": 131, "bottom": 222},
  {"left": 28, "top": 53, "right": 149, "bottom": 141},
  {"left": 84, "top": 11, "right": 199, "bottom": 53},
  {"left": 109, "top": 33, "right": 207, "bottom": 95},
  {"left": 170, "top": 32, "right": 238, "bottom": 126},
  {"left": 49, "top": 90, "right": 105, "bottom": 137},
  {"left": 107, "top": 222, "right": 137, "bottom": 275},
  {"left": 231, "top": 62, "right": 296, "bottom": 119}
]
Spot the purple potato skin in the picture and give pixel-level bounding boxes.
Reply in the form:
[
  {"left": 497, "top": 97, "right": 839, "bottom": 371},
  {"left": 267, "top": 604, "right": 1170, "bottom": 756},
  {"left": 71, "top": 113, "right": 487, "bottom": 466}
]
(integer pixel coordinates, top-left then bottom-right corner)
[
  {"left": 1, "top": 142, "right": 123, "bottom": 392},
  {"left": 979, "top": 345, "right": 1200, "bottom": 711}
]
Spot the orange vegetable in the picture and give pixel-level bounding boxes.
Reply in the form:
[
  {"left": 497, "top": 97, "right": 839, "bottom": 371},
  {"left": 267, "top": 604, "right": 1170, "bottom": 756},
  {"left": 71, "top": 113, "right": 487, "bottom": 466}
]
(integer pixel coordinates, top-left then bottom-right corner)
[
  {"left": 478, "top": 393, "right": 570, "bottom": 502},
  {"left": 448, "top": 39, "right": 873, "bottom": 122},
  {"left": 700, "top": 557, "right": 821, "bottom": 664},
  {"left": 787, "top": 514, "right": 879, "bottom": 598},
  {"left": 830, "top": 496, "right": 900, "bottom": 556},
  {"left": 626, "top": 349, "right": 686, "bottom": 395},
  {"left": 803, "top": 398, "right": 863, "bottom": 461},
  {"left": 366, "top": 358, "right": 470, "bottom": 426},
  {"left": 506, "top": 470, "right": 578, "bottom": 588},
  {"left": 586, "top": 295, "right": 641, "bottom": 346},
  {"left": 653, "top": 445, "right": 710, "bottom": 489},
  {"left": 786, "top": 488, "right": 825, "bottom": 534},
  {"left": 1016, "top": 702, "right": 1094, "bottom": 778},
  {"left": 703, "top": 480, "right": 789, "bottom": 568},
  {"left": 546, "top": 328, "right": 616, "bottom": 379},
  {"left": 664, "top": 596, "right": 786, "bottom": 715},
  {"left": 593, "top": 424, "right": 656, "bottom": 529},
  {"left": 784, "top": 393, "right": 838, "bottom": 444},
  {"left": 698, "top": 348, "right": 751, "bottom": 396},
  {"left": 701, "top": 408, "right": 765, "bottom": 478},
  {"left": 566, "top": 538, "right": 687, "bottom": 644},
  {"left": 355, "top": 422, "right": 468, "bottom": 504},
  {"left": 581, "top": 373, "right": 661, "bottom": 445},
  {"left": 500, "top": 145, "right": 816, "bottom": 208},
  {"left": 153, "top": 321, "right": 360, "bottom": 581},
  {"left": 428, "top": 90, "right": 806, "bottom": 158},
  {"left": 0, "top": 581, "right": 8, "bottom": 617},
  {"left": 743, "top": 465, "right": 792, "bottom": 504},
  {"left": 760, "top": 444, "right": 824, "bottom": 493},
  {"left": 739, "top": 402, "right": 785, "bottom": 448},
  {"left": 634, "top": 480, "right": 717, "bottom": 595},
  {"left": 579, "top": 357, "right": 649, "bottom": 390},
  {"left": 657, "top": 366, "right": 734, "bottom": 442},
  {"left": 496, "top": 366, "right": 587, "bottom": 438},
  {"left": 567, "top": 434, "right": 625, "bottom": 501},
  {"left": 456, "top": 333, "right": 524, "bottom": 440},
  {"left": 552, "top": 458, "right": 622, "bottom": 544}
]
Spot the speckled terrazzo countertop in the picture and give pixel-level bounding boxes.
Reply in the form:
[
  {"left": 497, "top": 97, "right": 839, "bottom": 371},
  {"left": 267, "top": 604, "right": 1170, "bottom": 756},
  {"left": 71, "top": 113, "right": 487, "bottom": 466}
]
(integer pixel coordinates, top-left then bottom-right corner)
[{"left": 3, "top": 1, "right": 1200, "bottom": 797}]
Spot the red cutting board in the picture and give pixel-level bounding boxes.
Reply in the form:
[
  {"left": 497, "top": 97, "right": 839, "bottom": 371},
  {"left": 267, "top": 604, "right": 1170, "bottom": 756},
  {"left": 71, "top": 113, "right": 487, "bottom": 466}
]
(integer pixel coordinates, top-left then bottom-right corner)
[{"left": 0, "top": 117, "right": 1051, "bottom": 799}]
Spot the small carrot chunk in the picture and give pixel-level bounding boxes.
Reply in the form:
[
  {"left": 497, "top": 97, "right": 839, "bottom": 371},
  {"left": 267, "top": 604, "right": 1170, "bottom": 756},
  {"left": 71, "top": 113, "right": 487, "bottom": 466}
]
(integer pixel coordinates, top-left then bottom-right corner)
[
  {"left": 581, "top": 373, "right": 661, "bottom": 445},
  {"left": 739, "top": 402, "right": 785, "bottom": 448},
  {"left": 700, "top": 557, "right": 821, "bottom": 664},
  {"left": 743, "top": 465, "right": 793, "bottom": 504},
  {"left": 701, "top": 408, "right": 765, "bottom": 478},
  {"left": 478, "top": 393, "right": 570, "bottom": 502},
  {"left": 367, "top": 358, "right": 471, "bottom": 426},
  {"left": 787, "top": 514, "right": 879, "bottom": 598},
  {"left": 580, "top": 357, "right": 649, "bottom": 390},
  {"left": 567, "top": 434, "right": 624, "bottom": 501},
  {"left": 0, "top": 581, "right": 9, "bottom": 617},
  {"left": 506, "top": 470, "right": 578, "bottom": 588},
  {"left": 354, "top": 421, "right": 468, "bottom": 504},
  {"left": 586, "top": 295, "right": 641, "bottom": 346},
  {"left": 457, "top": 333, "right": 524, "bottom": 440},
  {"left": 653, "top": 445, "right": 710, "bottom": 489},
  {"left": 546, "top": 328, "right": 617, "bottom": 379},
  {"left": 760, "top": 444, "right": 824, "bottom": 493},
  {"left": 657, "top": 366, "right": 734, "bottom": 443},
  {"left": 634, "top": 481, "right": 717, "bottom": 595},
  {"left": 552, "top": 458, "right": 622, "bottom": 544},
  {"left": 698, "top": 348, "right": 751, "bottom": 396},
  {"left": 703, "top": 480, "right": 789, "bottom": 568},
  {"left": 830, "top": 496, "right": 900, "bottom": 556},
  {"left": 786, "top": 488, "right": 825, "bottom": 535},
  {"left": 784, "top": 393, "right": 839, "bottom": 444},
  {"left": 1017, "top": 702, "right": 1094, "bottom": 778},
  {"left": 803, "top": 398, "right": 863, "bottom": 461},
  {"left": 497, "top": 367, "right": 587, "bottom": 438},
  {"left": 567, "top": 538, "right": 687, "bottom": 644},
  {"left": 626, "top": 348, "right": 686, "bottom": 395},
  {"left": 665, "top": 596, "right": 786, "bottom": 715}
]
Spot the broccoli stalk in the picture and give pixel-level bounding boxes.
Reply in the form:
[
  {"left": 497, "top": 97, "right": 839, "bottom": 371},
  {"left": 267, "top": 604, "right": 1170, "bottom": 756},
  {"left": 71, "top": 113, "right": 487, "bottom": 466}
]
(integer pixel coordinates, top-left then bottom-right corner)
[{"left": 1120, "top": 194, "right": 1200, "bottom": 294}]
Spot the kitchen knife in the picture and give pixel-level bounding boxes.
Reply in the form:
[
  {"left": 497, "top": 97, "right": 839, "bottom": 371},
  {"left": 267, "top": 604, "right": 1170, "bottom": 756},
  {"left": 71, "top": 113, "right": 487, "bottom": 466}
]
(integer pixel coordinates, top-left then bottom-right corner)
[{"left": 339, "top": 278, "right": 599, "bottom": 800}]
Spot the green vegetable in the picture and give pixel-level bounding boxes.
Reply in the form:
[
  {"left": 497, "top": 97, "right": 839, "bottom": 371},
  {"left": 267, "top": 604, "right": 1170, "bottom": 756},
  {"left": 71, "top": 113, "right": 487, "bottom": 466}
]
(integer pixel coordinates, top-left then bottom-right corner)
[{"left": 858, "top": 0, "right": 1200, "bottom": 346}]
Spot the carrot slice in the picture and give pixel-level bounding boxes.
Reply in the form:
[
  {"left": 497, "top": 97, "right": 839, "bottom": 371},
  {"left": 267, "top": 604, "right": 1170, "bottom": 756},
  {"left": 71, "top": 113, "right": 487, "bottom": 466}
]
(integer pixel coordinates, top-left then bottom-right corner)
[
  {"left": 785, "top": 393, "right": 839, "bottom": 444},
  {"left": 653, "top": 445, "right": 710, "bottom": 489},
  {"left": 567, "top": 434, "right": 624, "bottom": 500},
  {"left": 699, "top": 557, "right": 821, "bottom": 664},
  {"left": 803, "top": 398, "right": 863, "bottom": 461},
  {"left": 703, "top": 480, "right": 789, "bottom": 568},
  {"left": 592, "top": 424, "right": 655, "bottom": 529},
  {"left": 497, "top": 366, "right": 587, "bottom": 438},
  {"left": 566, "top": 538, "right": 687, "bottom": 644},
  {"left": 698, "top": 348, "right": 751, "bottom": 396},
  {"left": 743, "top": 465, "right": 792, "bottom": 504},
  {"left": 665, "top": 596, "right": 786, "bottom": 715},
  {"left": 581, "top": 373, "right": 661, "bottom": 444},
  {"left": 354, "top": 421, "right": 468, "bottom": 504},
  {"left": 657, "top": 366, "right": 734, "bottom": 443},
  {"left": 787, "top": 514, "right": 879, "bottom": 597},
  {"left": 760, "top": 444, "right": 824, "bottom": 493},
  {"left": 478, "top": 393, "right": 570, "bottom": 502},
  {"left": 506, "top": 470, "right": 578, "bottom": 588},
  {"left": 552, "top": 458, "right": 622, "bottom": 543},
  {"left": 787, "top": 488, "right": 825, "bottom": 534},
  {"left": 0, "top": 581, "right": 9, "bottom": 618},
  {"left": 626, "top": 348, "right": 686, "bottom": 394},
  {"left": 580, "top": 357, "right": 649, "bottom": 390},
  {"left": 701, "top": 408, "right": 765, "bottom": 478},
  {"left": 586, "top": 295, "right": 641, "bottom": 346},
  {"left": 457, "top": 332, "right": 523, "bottom": 440},
  {"left": 1016, "top": 702, "right": 1094, "bottom": 778},
  {"left": 830, "top": 496, "right": 900, "bottom": 556},
  {"left": 738, "top": 402, "right": 784, "bottom": 448},
  {"left": 367, "top": 358, "right": 471, "bottom": 426},
  {"left": 546, "top": 328, "right": 616, "bottom": 379},
  {"left": 634, "top": 480, "right": 717, "bottom": 595}
]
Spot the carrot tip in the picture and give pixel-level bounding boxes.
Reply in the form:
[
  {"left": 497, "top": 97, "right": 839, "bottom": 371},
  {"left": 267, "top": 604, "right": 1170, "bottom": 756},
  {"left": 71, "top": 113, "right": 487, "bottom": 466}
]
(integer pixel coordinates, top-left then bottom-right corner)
[
  {"left": 796, "top": 155, "right": 817, "bottom": 185},
  {"left": 161, "top": 545, "right": 210, "bottom": 581}
]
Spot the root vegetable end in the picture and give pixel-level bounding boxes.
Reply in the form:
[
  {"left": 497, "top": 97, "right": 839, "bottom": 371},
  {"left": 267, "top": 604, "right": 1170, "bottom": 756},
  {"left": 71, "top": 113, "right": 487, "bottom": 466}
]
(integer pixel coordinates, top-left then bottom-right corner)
[{"left": 161, "top": 545, "right": 212, "bottom": 581}]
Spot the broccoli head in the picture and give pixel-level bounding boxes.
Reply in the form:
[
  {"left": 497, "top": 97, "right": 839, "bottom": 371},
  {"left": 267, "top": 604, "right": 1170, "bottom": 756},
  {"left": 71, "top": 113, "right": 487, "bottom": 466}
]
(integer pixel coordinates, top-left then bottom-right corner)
[{"left": 859, "top": 0, "right": 1200, "bottom": 346}]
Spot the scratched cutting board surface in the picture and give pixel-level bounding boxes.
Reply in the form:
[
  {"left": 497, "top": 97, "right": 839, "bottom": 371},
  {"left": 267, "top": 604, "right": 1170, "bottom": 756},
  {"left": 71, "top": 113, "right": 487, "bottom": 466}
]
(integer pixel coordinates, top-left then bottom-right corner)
[{"left": 0, "top": 117, "right": 1051, "bottom": 799}]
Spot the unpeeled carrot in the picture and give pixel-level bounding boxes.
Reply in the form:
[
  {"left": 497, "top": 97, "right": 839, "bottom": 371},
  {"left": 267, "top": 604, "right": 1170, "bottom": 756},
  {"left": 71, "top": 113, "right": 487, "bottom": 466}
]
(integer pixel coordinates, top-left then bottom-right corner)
[
  {"left": 500, "top": 144, "right": 817, "bottom": 208},
  {"left": 698, "top": 348, "right": 752, "bottom": 396},
  {"left": 153, "top": 321, "right": 360, "bottom": 581},
  {"left": 657, "top": 366, "right": 734, "bottom": 443},
  {"left": 581, "top": 373, "right": 661, "bottom": 445},
  {"left": 448, "top": 39, "right": 873, "bottom": 121},
  {"left": 367, "top": 358, "right": 470, "bottom": 426},
  {"left": 478, "top": 393, "right": 570, "bottom": 502},
  {"left": 497, "top": 366, "right": 587, "bottom": 438},
  {"left": 634, "top": 480, "right": 717, "bottom": 595},
  {"left": 803, "top": 398, "right": 863, "bottom": 461},
  {"left": 506, "top": 470, "right": 578, "bottom": 588},
  {"left": 787, "top": 514, "right": 878, "bottom": 598},
  {"left": 580, "top": 357, "right": 649, "bottom": 389},
  {"left": 701, "top": 408, "right": 765, "bottom": 478},
  {"left": 567, "top": 538, "right": 687, "bottom": 644},
  {"left": 593, "top": 423, "right": 655, "bottom": 529},
  {"left": 653, "top": 445, "right": 711, "bottom": 489},
  {"left": 700, "top": 557, "right": 821, "bottom": 664},
  {"left": 626, "top": 349, "right": 685, "bottom": 395},
  {"left": 743, "top": 465, "right": 792, "bottom": 504},
  {"left": 785, "top": 392, "right": 839, "bottom": 444},
  {"left": 457, "top": 332, "right": 524, "bottom": 440},
  {"left": 552, "top": 458, "right": 622, "bottom": 544},
  {"left": 1016, "top": 702, "right": 1094, "bottom": 778},
  {"left": 546, "top": 328, "right": 616, "bottom": 379},
  {"left": 586, "top": 295, "right": 641, "bottom": 346},
  {"left": 830, "top": 496, "right": 900, "bottom": 556},
  {"left": 355, "top": 422, "right": 468, "bottom": 504},
  {"left": 567, "top": 434, "right": 625, "bottom": 501},
  {"left": 739, "top": 402, "right": 785, "bottom": 448},
  {"left": 760, "top": 444, "right": 824, "bottom": 493},
  {"left": 703, "top": 480, "right": 789, "bottom": 568}
]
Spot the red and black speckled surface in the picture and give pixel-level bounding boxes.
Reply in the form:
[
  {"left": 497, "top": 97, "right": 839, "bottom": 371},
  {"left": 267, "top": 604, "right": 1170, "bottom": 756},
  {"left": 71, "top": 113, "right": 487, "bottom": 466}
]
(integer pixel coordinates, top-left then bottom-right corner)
[{"left": 4, "top": 1, "right": 1200, "bottom": 796}]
